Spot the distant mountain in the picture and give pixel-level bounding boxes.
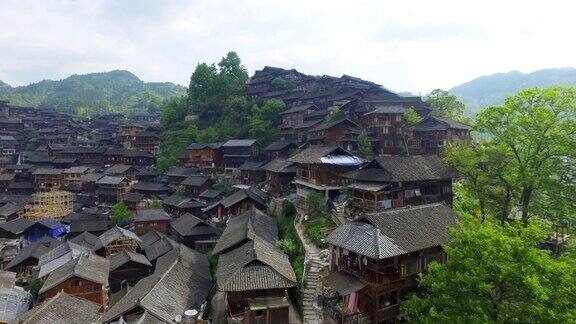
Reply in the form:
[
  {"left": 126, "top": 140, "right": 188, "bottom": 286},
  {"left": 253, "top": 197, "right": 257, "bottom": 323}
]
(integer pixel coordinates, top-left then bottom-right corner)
[
  {"left": 0, "top": 70, "right": 186, "bottom": 116},
  {"left": 450, "top": 67, "right": 576, "bottom": 116}
]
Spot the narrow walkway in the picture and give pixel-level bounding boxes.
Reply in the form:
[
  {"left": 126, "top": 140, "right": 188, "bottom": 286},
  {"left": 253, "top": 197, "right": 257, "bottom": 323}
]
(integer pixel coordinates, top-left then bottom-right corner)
[{"left": 295, "top": 219, "right": 325, "bottom": 324}]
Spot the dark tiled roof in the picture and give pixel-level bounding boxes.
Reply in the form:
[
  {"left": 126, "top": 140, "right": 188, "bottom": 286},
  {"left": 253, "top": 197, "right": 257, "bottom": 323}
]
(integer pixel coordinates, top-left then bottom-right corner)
[
  {"left": 69, "top": 232, "right": 103, "bottom": 251},
  {"left": 345, "top": 155, "right": 457, "bottom": 182},
  {"left": 95, "top": 176, "right": 126, "bottom": 185},
  {"left": 105, "top": 164, "right": 135, "bottom": 175},
  {"left": 171, "top": 213, "right": 221, "bottom": 237},
  {"left": 309, "top": 118, "right": 359, "bottom": 132},
  {"left": 135, "top": 209, "right": 172, "bottom": 222},
  {"left": 99, "top": 226, "right": 141, "bottom": 247},
  {"left": 206, "top": 188, "right": 267, "bottom": 213},
  {"left": 109, "top": 251, "right": 151, "bottom": 272},
  {"left": 411, "top": 116, "right": 470, "bottom": 131},
  {"left": 165, "top": 166, "right": 197, "bottom": 177},
  {"left": 222, "top": 139, "right": 257, "bottom": 147},
  {"left": 213, "top": 207, "right": 278, "bottom": 255},
  {"left": 0, "top": 218, "right": 34, "bottom": 234},
  {"left": 181, "top": 175, "right": 211, "bottom": 187},
  {"left": 69, "top": 218, "right": 110, "bottom": 233},
  {"left": 131, "top": 181, "right": 169, "bottom": 191},
  {"left": 279, "top": 104, "right": 316, "bottom": 115},
  {"left": 261, "top": 159, "right": 296, "bottom": 173},
  {"left": 15, "top": 292, "right": 100, "bottom": 324},
  {"left": 264, "top": 141, "right": 296, "bottom": 151},
  {"left": 101, "top": 245, "right": 212, "bottom": 323},
  {"left": 216, "top": 237, "right": 296, "bottom": 291},
  {"left": 6, "top": 237, "right": 61, "bottom": 270},
  {"left": 288, "top": 145, "right": 353, "bottom": 164},
  {"left": 39, "top": 253, "right": 109, "bottom": 294},
  {"left": 326, "top": 203, "right": 459, "bottom": 259},
  {"left": 186, "top": 142, "right": 223, "bottom": 150},
  {"left": 238, "top": 161, "right": 265, "bottom": 171},
  {"left": 139, "top": 230, "right": 179, "bottom": 262},
  {"left": 198, "top": 189, "right": 222, "bottom": 199}
]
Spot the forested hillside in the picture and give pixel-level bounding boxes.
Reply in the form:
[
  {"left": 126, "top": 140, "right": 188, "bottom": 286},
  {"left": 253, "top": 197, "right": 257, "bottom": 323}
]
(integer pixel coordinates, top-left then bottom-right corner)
[
  {"left": 450, "top": 67, "right": 576, "bottom": 115},
  {"left": 0, "top": 70, "right": 186, "bottom": 117},
  {"left": 157, "top": 52, "right": 286, "bottom": 171}
]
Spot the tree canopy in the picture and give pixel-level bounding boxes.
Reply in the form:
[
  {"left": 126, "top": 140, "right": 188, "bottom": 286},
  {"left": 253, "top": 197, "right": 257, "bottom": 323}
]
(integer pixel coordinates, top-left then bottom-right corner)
[
  {"left": 111, "top": 201, "right": 132, "bottom": 226},
  {"left": 447, "top": 86, "right": 576, "bottom": 227},
  {"left": 403, "top": 217, "right": 576, "bottom": 323},
  {"left": 426, "top": 89, "right": 469, "bottom": 123}
]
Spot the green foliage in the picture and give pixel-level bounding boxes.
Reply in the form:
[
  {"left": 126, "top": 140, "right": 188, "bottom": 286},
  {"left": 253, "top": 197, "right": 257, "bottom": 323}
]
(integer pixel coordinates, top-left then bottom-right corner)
[
  {"left": 304, "top": 192, "right": 328, "bottom": 218},
  {"left": 403, "top": 218, "right": 576, "bottom": 323},
  {"left": 448, "top": 86, "right": 576, "bottom": 227},
  {"left": 111, "top": 201, "right": 132, "bottom": 226},
  {"left": 357, "top": 130, "right": 373, "bottom": 160},
  {"left": 426, "top": 89, "right": 469, "bottom": 123},
  {"left": 28, "top": 279, "right": 43, "bottom": 302},
  {"left": 275, "top": 199, "right": 306, "bottom": 314},
  {"left": 157, "top": 52, "right": 287, "bottom": 171},
  {"left": 0, "top": 70, "right": 185, "bottom": 116},
  {"left": 149, "top": 197, "right": 162, "bottom": 208},
  {"left": 271, "top": 77, "right": 288, "bottom": 90},
  {"left": 326, "top": 106, "right": 343, "bottom": 121},
  {"left": 404, "top": 107, "right": 422, "bottom": 125},
  {"left": 213, "top": 177, "right": 233, "bottom": 194},
  {"left": 303, "top": 217, "right": 335, "bottom": 249},
  {"left": 208, "top": 253, "right": 219, "bottom": 277}
]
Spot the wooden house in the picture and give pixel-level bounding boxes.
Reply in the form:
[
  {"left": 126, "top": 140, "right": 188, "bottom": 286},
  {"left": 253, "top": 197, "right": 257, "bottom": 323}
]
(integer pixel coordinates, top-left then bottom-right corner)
[
  {"left": 322, "top": 204, "right": 459, "bottom": 323},
  {"left": 289, "top": 145, "right": 363, "bottom": 211},
  {"left": 108, "top": 251, "right": 152, "bottom": 293},
  {"left": 307, "top": 118, "right": 363, "bottom": 152},
  {"left": 183, "top": 142, "right": 224, "bottom": 171},
  {"left": 344, "top": 156, "right": 457, "bottom": 214},
  {"left": 359, "top": 104, "right": 407, "bottom": 155},
  {"left": 204, "top": 188, "right": 268, "bottom": 222},
  {"left": 33, "top": 168, "right": 64, "bottom": 191},
  {"left": 0, "top": 271, "right": 31, "bottom": 323},
  {"left": 130, "top": 181, "right": 170, "bottom": 197},
  {"left": 279, "top": 104, "right": 319, "bottom": 138},
  {"left": 105, "top": 164, "right": 139, "bottom": 181},
  {"left": 98, "top": 226, "right": 141, "bottom": 257},
  {"left": 261, "top": 159, "right": 296, "bottom": 197},
  {"left": 216, "top": 237, "right": 296, "bottom": 324},
  {"left": 222, "top": 139, "right": 259, "bottom": 170},
  {"left": 264, "top": 141, "right": 297, "bottom": 160},
  {"left": 238, "top": 161, "right": 265, "bottom": 185},
  {"left": 408, "top": 116, "right": 471, "bottom": 155},
  {"left": 100, "top": 245, "right": 212, "bottom": 324},
  {"left": 181, "top": 175, "right": 214, "bottom": 196},
  {"left": 134, "top": 209, "right": 172, "bottom": 236},
  {"left": 139, "top": 230, "right": 179, "bottom": 263},
  {"left": 162, "top": 194, "right": 206, "bottom": 216},
  {"left": 165, "top": 166, "right": 197, "bottom": 185},
  {"left": 39, "top": 253, "right": 110, "bottom": 311},
  {"left": 0, "top": 218, "right": 34, "bottom": 240},
  {"left": 122, "top": 192, "right": 146, "bottom": 210},
  {"left": 61, "top": 166, "right": 91, "bottom": 191},
  {"left": 171, "top": 213, "right": 221, "bottom": 253},
  {"left": 61, "top": 147, "right": 106, "bottom": 165},
  {"left": 5, "top": 237, "right": 61, "bottom": 279},
  {"left": 95, "top": 176, "right": 130, "bottom": 204}
]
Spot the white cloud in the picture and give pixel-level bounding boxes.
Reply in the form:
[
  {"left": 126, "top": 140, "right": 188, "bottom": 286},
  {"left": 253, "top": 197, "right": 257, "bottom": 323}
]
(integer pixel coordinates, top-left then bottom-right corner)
[{"left": 0, "top": 0, "right": 575, "bottom": 93}]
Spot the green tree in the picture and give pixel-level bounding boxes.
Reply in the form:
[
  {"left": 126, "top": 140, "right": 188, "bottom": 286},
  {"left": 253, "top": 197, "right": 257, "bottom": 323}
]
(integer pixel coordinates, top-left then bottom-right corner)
[
  {"left": 357, "top": 130, "right": 373, "bottom": 160},
  {"left": 304, "top": 192, "right": 328, "bottom": 218},
  {"left": 403, "top": 218, "right": 576, "bottom": 323},
  {"left": 426, "top": 89, "right": 468, "bottom": 122},
  {"left": 149, "top": 197, "right": 162, "bottom": 208},
  {"left": 326, "top": 106, "right": 343, "bottom": 121},
  {"left": 271, "top": 76, "right": 288, "bottom": 90},
  {"left": 111, "top": 201, "right": 133, "bottom": 226},
  {"left": 474, "top": 86, "right": 576, "bottom": 226},
  {"left": 403, "top": 107, "right": 422, "bottom": 125}
]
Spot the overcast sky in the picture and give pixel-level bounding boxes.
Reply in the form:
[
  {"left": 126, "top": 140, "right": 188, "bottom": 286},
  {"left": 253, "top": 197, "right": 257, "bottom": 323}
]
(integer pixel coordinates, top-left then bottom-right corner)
[{"left": 1, "top": 0, "right": 575, "bottom": 93}]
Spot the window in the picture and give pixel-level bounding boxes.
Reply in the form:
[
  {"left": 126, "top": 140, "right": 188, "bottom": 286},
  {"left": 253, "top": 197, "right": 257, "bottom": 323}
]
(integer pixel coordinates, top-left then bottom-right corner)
[
  {"left": 379, "top": 291, "right": 399, "bottom": 309},
  {"left": 383, "top": 127, "right": 389, "bottom": 134},
  {"left": 438, "top": 140, "right": 446, "bottom": 146},
  {"left": 395, "top": 115, "right": 402, "bottom": 122},
  {"left": 401, "top": 257, "right": 420, "bottom": 276},
  {"left": 442, "top": 186, "right": 452, "bottom": 194},
  {"left": 396, "top": 127, "right": 402, "bottom": 135},
  {"left": 404, "top": 189, "right": 421, "bottom": 198}
]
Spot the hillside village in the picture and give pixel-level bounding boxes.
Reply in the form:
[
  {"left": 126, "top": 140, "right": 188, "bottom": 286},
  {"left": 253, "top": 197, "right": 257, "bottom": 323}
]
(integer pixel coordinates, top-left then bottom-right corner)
[{"left": 0, "top": 60, "right": 572, "bottom": 324}]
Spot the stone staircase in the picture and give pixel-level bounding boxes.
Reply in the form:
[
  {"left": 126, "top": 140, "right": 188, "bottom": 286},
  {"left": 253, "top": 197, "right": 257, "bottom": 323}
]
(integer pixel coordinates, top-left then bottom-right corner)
[{"left": 302, "top": 252, "right": 324, "bottom": 324}]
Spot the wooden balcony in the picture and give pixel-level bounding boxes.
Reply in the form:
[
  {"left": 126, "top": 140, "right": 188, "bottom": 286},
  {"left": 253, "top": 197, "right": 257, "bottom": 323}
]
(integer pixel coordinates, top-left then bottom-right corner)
[{"left": 320, "top": 295, "right": 371, "bottom": 324}]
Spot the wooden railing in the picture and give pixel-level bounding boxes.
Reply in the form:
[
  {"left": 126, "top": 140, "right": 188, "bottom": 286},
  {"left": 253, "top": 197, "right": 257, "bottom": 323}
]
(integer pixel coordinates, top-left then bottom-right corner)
[{"left": 319, "top": 295, "right": 371, "bottom": 324}]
